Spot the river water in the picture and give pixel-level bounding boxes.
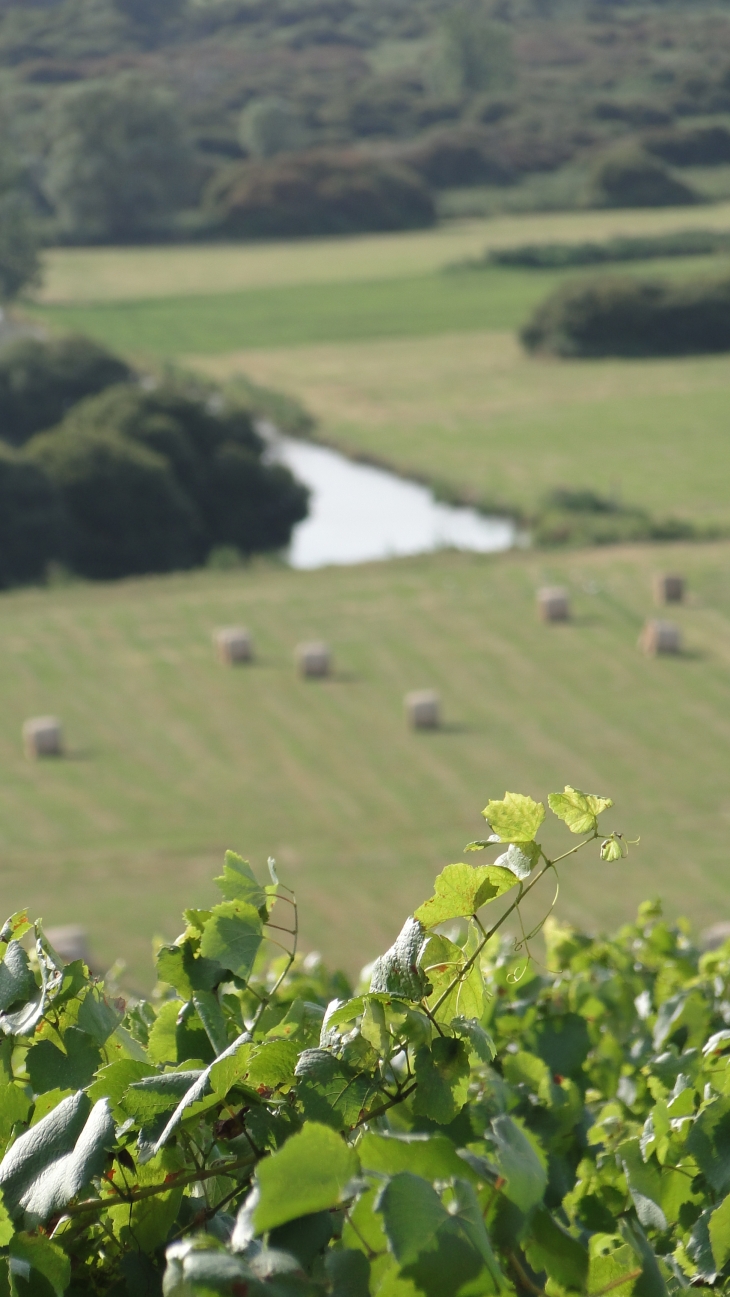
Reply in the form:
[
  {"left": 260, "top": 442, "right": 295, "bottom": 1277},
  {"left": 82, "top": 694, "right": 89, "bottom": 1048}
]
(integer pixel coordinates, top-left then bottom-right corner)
[{"left": 266, "top": 431, "right": 516, "bottom": 570}]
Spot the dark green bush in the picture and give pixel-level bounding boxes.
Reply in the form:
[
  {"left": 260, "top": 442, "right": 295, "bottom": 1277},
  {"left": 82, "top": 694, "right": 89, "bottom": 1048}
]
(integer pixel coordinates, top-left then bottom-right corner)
[
  {"left": 588, "top": 150, "right": 697, "bottom": 208},
  {"left": 0, "top": 335, "right": 130, "bottom": 446},
  {"left": 482, "top": 229, "right": 730, "bottom": 269},
  {"left": 521, "top": 273, "right": 730, "bottom": 357},
  {"left": 63, "top": 383, "right": 309, "bottom": 559},
  {"left": 205, "top": 150, "right": 435, "bottom": 238},
  {"left": 532, "top": 488, "right": 700, "bottom": 548},
  {"left": 27, "top": 382, "right": 310, "bottom": 578},
  {"left": 399, "top": 125, "right": 516, "bottom": 187},
  {"left": 644, "top": 124, "right": 730, "bottom": 167},
  {"left": 26, "top": 424, "right": 200, "bottom": 580},
  {"left": 0, "top": 444, "right": 64, "bottom": 587},
  {"left": 0, "top": 191, "right": 41, "bottom": 301}
]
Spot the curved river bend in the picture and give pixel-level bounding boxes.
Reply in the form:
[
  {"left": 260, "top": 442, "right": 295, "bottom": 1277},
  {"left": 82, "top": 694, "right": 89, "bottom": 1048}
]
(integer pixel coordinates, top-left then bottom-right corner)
[{"left": 266, "top": 430, "right": 515, "bottom": 570}]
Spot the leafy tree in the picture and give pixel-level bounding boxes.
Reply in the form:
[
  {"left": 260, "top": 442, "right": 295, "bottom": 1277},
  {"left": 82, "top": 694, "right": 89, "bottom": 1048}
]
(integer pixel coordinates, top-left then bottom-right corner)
[
  {"left": 588, "top": 149, "right": 697, "bottom": 208},
  {"left": 60, "top": 382, "right": 310, "bottom": 562},
  {"left": 26, "top": 422, "right": 200, "bottom": 579},
  {"left": 0, "top": 335, "right": 130, "bottom": 447},
  {"left": 429, "top": 0, "right": 515, "bottom": 97},
  {"left": 45, "top": 78, "right": 195, "bottom": 242},
  {"left": 0, "top": 444, "right": 64, "bottom": 586},
  {"left": 238, "top": 96, "right": 307, "bottom": 159},
  {"left": 2, "top": 786, "right": 730, "bottom": 1294},
  {"left": 0, "top": 192, "right": 41, "bottom": 302}
]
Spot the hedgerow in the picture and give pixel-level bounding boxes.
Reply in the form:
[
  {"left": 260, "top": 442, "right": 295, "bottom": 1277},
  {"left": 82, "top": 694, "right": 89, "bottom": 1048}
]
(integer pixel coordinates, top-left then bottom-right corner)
[{"left": 0, "top": 787, "right": 729, "bottom": 1296}]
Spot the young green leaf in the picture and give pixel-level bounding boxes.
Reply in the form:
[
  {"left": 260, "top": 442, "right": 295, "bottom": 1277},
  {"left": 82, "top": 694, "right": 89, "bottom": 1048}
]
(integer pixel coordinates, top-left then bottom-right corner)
[
  {"left": 548, "top": 786, "right": 612, "bottom": 835},
  {"left": 413, "top": 1037, "right": 470, "bottom": 1125},
  {"left": 9, "top": 1234, "right": 70, "bottom": 1297},
  {"left": 214, "top": 852, "right": 268, "bottom": 916},
  {"left": 451, "top": 1016, "right": 496, "bottom": 1062},
  {"left": 490, "top": 1114, "right": 547, "bottom": 1213},
  {"left": 376, "top": 1171, "right": 448, "bottom": 1266},
  {"left": 482, "top": 793, "right": 545, "bottom": 843},
  {"left": 252, "top": 1122, "right": 359, "bottom": 1234},
  {"left": 709, "top": 1193, "right": 730, "bottom": 1272},
  {"left": 414, "top": 864, "right": 518, "bottom": 927},
  {"left": 369, "top": 918, "right": 430, "bottom": 1000},
  {"left": 199, "top": 900, "right": 263, "bottom": 982}
]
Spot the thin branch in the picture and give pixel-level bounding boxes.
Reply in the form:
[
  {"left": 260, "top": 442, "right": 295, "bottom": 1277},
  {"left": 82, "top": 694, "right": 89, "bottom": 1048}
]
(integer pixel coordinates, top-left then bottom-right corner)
[
  {"left": 508, "top": 1249, "right": 547, "bottom": 1297},
  {"left": 354, "top": 1081, "right": 417, "bottom": 1128},
  {"left": 65, "top": 1155, "right": 257, "bottom": 1218}
]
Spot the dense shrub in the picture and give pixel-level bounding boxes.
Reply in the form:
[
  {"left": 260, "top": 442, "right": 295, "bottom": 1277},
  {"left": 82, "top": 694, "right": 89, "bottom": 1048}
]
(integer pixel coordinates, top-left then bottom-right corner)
[
  {"left": 0, "top": 443, "right": 65, "bottom": 586},
  {"left": 399, "top": 125, "right": 516, "bottom": 187},
  {"left": 521, "top": 273, "right": 730, "bottom": 357},
  {"left": 532, "top": 487, "right": 700, "bottom": 547},
  {"left": 2, "top": 786, "right": 730, "bottom": 1296},
  {"left": 205, "top": 150, "right": 435, "bottom": 238},
  {"left": 0, "top": 191, "right": 41, "bottom": 301},
  {"left": 45, "top": 78, "right": 195, "bottom": 242},
  {"left": 0, "top": 335, "right": 130, "bottom": 447},
  {"left": 21, "top": 382, "right": 310, "bottom": 578},
  {"left": 26, "top": 424, "right": 201, "bottom": 580},
  {"left": 588, "top": 150, "right": 697, "bottom": 208},
  {"left": 643, "top": 124, "right": 730, "bottom": 167},
  {"left": 482, "top": 229, "right": 730, "bottom": 269}
]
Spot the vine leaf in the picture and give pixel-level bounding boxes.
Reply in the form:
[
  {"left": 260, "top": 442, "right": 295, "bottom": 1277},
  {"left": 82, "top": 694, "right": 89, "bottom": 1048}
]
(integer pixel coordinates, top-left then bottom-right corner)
[
  {"left": 490, "top": 1114, "right": 547, "bottom": 1213},
  {"left": 9, "top": 1233, "right": 70, "bottom": 1297},
  {"left": 376, "top": 1171, "right": 448, "bottom": 1266},
  {"left": 252, "top": 1122, "right": 359, "bottom": 1234},
  {"left": 199, "top": 901, "right": 263, "bottom": 981},
  {"left": 709, "top": 1193, "right": 730, "bottom": 1271},
  {"left": 369, "top": 918, "right": 431, "bottom": 1000},
  {"left": 451, "top": 1016, "right": 496, "bottom": 1062},
  {"left": 414, "top": 864, "right": 517, "bottom": 927},
  {"left": 413, "top": 1038, "right": 470, "bottom": 1125},
  {"left": 493, "top": 842, "right": 538, "bottom": 880},
  {"left": 548, "top": 786, "right": 612, "bottom": 836},
  {"left": 482, "top": 793, "right": 545, "bottom": 843},
  {"left": 0, "top": 1092, "right": 114, "bottom": 1224},
  {"left": 214, "top": 852, "right": 268, "bottom": 918}
]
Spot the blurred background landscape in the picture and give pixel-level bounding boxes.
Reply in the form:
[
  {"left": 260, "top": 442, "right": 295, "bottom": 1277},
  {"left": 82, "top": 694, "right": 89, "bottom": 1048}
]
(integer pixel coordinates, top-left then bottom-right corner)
[{"left": 2, "top": 0, "right": 730, "bottom": 983}]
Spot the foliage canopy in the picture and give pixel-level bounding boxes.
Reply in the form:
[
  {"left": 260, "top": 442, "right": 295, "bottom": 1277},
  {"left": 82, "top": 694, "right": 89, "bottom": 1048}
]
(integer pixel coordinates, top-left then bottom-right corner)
[{"left": 0, "top": 787, "right": 728, "bottom": 1296}]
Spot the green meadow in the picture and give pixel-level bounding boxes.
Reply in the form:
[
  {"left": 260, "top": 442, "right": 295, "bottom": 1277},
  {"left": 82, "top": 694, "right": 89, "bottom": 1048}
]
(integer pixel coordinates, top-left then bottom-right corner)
[
  {"left": 10, "top": 206, "right": 730, "bottom": 979},
  {"left": 4, "top": 542, "right": 730, "bottom": 985}
]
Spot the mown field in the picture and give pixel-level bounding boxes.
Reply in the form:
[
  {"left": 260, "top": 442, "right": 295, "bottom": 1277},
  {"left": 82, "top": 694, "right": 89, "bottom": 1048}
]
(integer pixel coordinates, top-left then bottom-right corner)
[
  {"left": 4, "top": 540, "right": 730, "bottom": 985},
  {"left": 26, "top": 204, "right": 730, "bottom": 526}
]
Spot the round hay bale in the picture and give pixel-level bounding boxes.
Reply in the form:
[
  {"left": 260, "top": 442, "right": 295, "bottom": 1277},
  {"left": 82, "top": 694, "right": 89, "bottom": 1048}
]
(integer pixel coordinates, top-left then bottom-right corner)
[
  {"left": 215, "top": 627, "right": 253, "bottom": 665},
  {"left": 537, "top": 586, "right": 570, "bottom": 622},
  {"left": 654, "top": 573, "right": 685, "bottom": 604},
  {"left": 45, "top": 925, "right": 91, "bottom": 966},
  {"left": 296, "top": 641, "right": 331, "bottom": 678},
  {"left": 23, "top": 716, "right": 63, "bottom": 758},
  {"left": 405, "top": 689, "right": 441, "bottom": 729},
  {"left": 639, "top": 619, "right": 681, "bottom": 655}
]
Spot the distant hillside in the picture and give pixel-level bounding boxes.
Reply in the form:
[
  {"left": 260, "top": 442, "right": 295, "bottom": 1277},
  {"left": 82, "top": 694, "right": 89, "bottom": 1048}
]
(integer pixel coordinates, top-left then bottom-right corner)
[{"left": 4, "top": 0, "right": 730, "bottom": 241}]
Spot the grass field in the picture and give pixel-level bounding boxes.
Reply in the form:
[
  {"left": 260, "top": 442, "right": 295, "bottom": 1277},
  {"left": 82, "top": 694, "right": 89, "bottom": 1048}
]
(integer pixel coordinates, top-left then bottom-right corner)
[
  {"left": 4, "top": 540, "right": 730, "bottom": 985},
  {"left": 24, "top": 209, "right": 730, "bottom": 527}
]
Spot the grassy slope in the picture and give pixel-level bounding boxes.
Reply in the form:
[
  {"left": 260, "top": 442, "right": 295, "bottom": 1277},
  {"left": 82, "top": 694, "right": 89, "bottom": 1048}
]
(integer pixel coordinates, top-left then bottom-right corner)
[
  {"left": 4, "top": 542, "right": 730, "bottom": 984},
  {"left": 194, "top": 331, "right": 730, "bottom": 524}
]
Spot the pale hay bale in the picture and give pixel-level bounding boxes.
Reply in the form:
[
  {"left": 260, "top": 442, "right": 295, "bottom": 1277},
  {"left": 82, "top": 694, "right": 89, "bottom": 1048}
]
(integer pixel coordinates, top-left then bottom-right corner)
[
  {"left": 215, "top": 627, "right": 253, "bottom": 665},
  {"left": 23, "top": 716, "right": 63, "bottom": 758},
  {"left": 296, "top": 641, "right": 331, "bottom": 678},
  {"left": 405, "top": 689, "right": 441, "bottom": 729},
  {"left": 45, "top": 925, "right": 91, "bottom": 966},
  {"left": 537, "top": 586, "right": 570, "bottom": 622},
  {"left": 639, "top": 619, "right": 681, "bottom": 655},
  {"left": 700, "top": 921, "right": 730, "bottom": 952},
  {"left": 654, "top": 573, "right": 685, "bottom": 605}
]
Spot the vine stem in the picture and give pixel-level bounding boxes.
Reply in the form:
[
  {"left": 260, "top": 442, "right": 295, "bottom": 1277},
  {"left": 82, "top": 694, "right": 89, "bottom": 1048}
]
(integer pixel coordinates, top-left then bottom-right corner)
[
  {"left": 429, "top": 834, "right": 596, "bottom": 1020},
  {"left": 64, "top": 1154, "right": 256, "bottom": 1218}
]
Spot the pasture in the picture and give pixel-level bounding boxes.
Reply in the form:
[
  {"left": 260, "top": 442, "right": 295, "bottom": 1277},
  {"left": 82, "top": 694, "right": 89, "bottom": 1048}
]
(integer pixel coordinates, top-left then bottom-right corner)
[
  {"left": 3, "top": 540, "right": 730, "bottom": 984},
  {"left": 25, "top": 204, "right": 730, "bottom": 526}
]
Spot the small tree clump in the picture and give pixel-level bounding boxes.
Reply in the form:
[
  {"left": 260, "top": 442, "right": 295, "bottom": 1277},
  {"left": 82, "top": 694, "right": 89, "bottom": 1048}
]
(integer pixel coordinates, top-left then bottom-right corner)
[
  {"left": 0, "top": 335, "right": 130, "bottom": 447},
  {"left": 238, "top": 97, "right": 307, "bottom": 159},
  {"left": 521, "top": 274, "right": 730, "bottom": 357},
  {"left": 205, "top": 150, "right": 435, "bottom": 238},
  {"left": 588, "top": 149, "right": 697, "bottom": 208},
  {"left": 0, "top": 444, "right": 65, "bottom": 587}
]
